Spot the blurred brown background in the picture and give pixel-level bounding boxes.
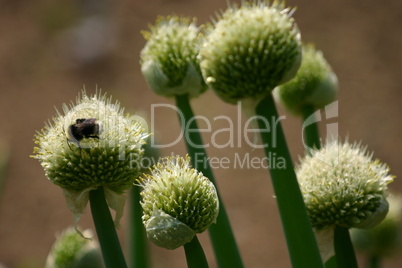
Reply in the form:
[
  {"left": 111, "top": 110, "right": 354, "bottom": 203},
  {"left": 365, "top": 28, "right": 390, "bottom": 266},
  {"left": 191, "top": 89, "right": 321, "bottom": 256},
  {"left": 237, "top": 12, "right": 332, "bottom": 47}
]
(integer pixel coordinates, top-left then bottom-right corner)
[{"left": 0, "top": 0, "right": 401, "bottom": 267}]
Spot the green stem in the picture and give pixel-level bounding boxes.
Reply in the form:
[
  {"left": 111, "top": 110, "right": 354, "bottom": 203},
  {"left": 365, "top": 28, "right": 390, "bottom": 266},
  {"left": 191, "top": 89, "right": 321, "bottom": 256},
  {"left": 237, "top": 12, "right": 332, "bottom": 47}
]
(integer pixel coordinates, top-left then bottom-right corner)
[
  {"left": 175, "top": 94, "right": 244, "bottom": 268},
  {"left": 0, "top": 147, "right": 9, "bottom": 199},
  {"left": 129, "top": 185, "right": 149, "bottom": 268},
  {"left": 302, "top": 105, "right": 321, "bottom": 152},
  {"left": 89, "top": 187, "right": 127, "bottom": 268},
  {"left": 324, "top": 256, "right": 337, "bottom": 268},
  {"left": 255, "top": 93, "right": 323, "bottom": 268},
  {"left": 368, "top": 255, "right": 380, "bottom": 268},
  {"left": 184, "top": 236, "right": 209, "bottom": 268},
  {"left": 334, "top": 226, "right": 358, "bottom": 268}
]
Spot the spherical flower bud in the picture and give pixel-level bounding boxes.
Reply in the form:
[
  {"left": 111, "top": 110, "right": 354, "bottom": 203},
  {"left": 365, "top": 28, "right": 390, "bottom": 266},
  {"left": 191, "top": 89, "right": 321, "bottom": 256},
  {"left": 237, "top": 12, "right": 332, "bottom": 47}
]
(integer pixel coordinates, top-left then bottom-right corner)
[
  {"left": 140, "top": 16, "right": 207, "bottom": 98},
  {"left": 45, "top": 227, "right": 103, "bottom": 268},
  {"left": 33, "top": 91, "right": 148, "bottom": 228},
  {"left": 274, "top": 44, "right": 338, "bottom": 115},
  {"left": 199, "top": 1, "right": 301, "bottom": 104},
  {"left": 138, "top": 155, "right": 219, "bottom": 250},
  {"left": 297, "top": 140, "right": 394, "bottom": 231},
  {"left": 351, "top": 194, "right": 402, "bottom": 258}
]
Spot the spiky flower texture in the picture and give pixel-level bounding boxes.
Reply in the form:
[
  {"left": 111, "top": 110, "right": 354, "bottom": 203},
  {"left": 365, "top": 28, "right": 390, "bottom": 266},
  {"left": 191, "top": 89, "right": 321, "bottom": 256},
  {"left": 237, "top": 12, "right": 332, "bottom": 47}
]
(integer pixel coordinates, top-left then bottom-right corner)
[
  {"left": 45, "top": 228, "right": 103, "bottom": 268},
  {"left": 140, "top": 16, "right": 207, "bottom": 98},
  {"left": 199, "top": 1, "right": 301, "bottom": 104},
  {"left": 297, "top": 141, "right": 394, "bottom": 231},
  {"left": 275, "top": 44, "right": 338, "bottom": 115},
  {"left": 351, "top": 194, "right": 402, "bottom": 258},
  {"left": 33, "top": 91, "right": 148, "bottom": 228},
  {"left": 139, "top": 156, "right": 219, "bottom": 250}
]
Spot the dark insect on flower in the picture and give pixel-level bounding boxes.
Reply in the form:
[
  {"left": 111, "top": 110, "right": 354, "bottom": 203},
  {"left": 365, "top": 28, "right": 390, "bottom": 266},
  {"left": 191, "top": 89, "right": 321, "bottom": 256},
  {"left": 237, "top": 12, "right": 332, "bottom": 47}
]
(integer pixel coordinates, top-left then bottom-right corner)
[
  {"left": 66, "top": 118, "right": 101, "bottom": 148},
  {"left": 32, "top": 91, "right": 148, "bottom": 229}
]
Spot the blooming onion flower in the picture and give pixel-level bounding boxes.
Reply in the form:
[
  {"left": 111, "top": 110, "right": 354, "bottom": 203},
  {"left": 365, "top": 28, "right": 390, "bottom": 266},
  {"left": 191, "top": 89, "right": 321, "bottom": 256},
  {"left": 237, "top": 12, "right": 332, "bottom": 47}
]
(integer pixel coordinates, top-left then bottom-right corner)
[
  {"left": 33, "top": 91, "right": 148, "bottom": 229},
  {"left": 140, "top": 16, "right": 207, "bottom": 98},
  {"left": 138, "top": 155, "right": 219, "bottom": 250},
  {"left": 274, "top": 44, "right": 338, "bottom": 115},
  {"left": 297, "top": 140, "right": 394, "bottom": 260},
  {"left": 199, "top": 0, "right": 302, "bottom": 104}
]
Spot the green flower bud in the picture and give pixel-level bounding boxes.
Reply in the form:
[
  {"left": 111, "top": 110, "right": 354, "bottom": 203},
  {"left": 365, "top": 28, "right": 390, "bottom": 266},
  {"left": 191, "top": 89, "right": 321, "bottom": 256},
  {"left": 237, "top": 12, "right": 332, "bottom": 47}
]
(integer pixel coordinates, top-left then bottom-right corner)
[
  {"left": 140, "top": 16, "right": 207, "bottom": 98},
  {"left": 351, "top": 194, "right": 402, "bottom": 258},
  {"left": 33, "top": 91, "right": 148, "bottom": 228},
  {"left": 139, "top": 155, "right": 219, "bottom": 250},
  {"left": 199, "top": 1, "right": 301, "bottom": 104},
  {"left": 274, "top": 44, "right": 338, "bottom": 115},
  {"left": 45, "top": 228, "right": 103, "bottom": 268},
  {"left": 297, "top": 140, "right": 394, "bottom": 231}
]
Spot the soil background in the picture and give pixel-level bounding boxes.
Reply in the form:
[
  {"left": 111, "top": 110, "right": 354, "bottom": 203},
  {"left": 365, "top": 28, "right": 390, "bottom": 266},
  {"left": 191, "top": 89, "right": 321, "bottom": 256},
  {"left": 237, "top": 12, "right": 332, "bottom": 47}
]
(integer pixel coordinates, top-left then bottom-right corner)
[{"left": 0, "top": 0, "right": 401, "bottom": 267}]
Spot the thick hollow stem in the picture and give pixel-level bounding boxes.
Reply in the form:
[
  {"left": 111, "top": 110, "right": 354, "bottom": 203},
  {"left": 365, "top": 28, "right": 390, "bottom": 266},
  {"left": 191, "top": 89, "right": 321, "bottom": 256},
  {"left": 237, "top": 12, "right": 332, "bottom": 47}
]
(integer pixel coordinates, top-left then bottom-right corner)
[
  {"left": 89, "top": 187, "right": 127, "bottom": 268},
  {"left": 334, "top": 226, "right": 358, "bottom": 268},
  {"left": 255, "top": 93, "right": 323, "bottom": 268},
  {"left": 129, "top": 185, "right": 149, "bottom": 268},
  {"left": 184, "top": 236, "right": 209, "bottom": 268},
  {"left": 175, "top": 94, "right": 244, "bottom": 268}
]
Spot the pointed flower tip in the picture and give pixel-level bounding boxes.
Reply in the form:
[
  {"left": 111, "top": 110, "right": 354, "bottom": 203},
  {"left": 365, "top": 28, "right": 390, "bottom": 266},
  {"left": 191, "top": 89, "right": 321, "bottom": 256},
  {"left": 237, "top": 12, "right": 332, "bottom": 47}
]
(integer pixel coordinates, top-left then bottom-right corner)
[
  {"left": 297, "top": 140, "right": 394, "bottom": 231},
  {"left": 139, "top": 155, "right": 219, "bottom": 249},
  {"left": 199, "top": 0, "right": 302, "bottom": 104},
  {"left": 140, "top": 16, "right": 207, "bottom": 98}
]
